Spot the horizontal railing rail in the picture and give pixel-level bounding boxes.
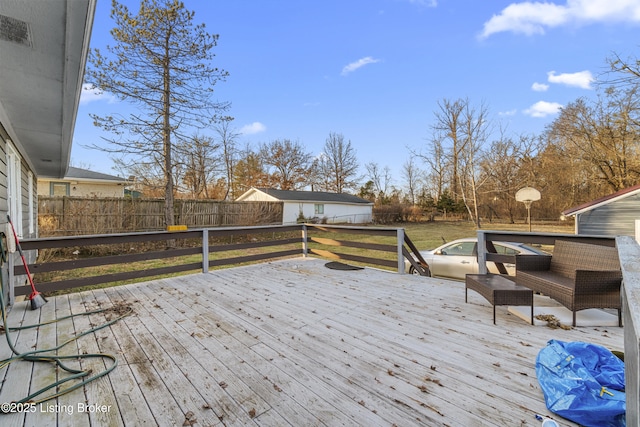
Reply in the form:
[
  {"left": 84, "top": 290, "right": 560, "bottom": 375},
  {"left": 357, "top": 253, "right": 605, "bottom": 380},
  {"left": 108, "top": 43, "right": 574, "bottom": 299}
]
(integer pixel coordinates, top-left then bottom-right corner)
[
  {"left": 304, "top": 224, "right": 402, "bottom": 271},
  {"left": 9, "top": 224, "right": 418, "bottom": 300},
  {"left": 476, "top": 230, "right": 617, "bottom": 275}
]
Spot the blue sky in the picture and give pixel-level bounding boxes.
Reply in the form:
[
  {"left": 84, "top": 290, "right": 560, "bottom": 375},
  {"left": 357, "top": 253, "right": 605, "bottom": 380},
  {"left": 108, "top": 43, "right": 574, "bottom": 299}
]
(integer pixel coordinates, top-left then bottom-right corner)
[{"left": 73, "top": 0, "right": 640, "bottom": 188}]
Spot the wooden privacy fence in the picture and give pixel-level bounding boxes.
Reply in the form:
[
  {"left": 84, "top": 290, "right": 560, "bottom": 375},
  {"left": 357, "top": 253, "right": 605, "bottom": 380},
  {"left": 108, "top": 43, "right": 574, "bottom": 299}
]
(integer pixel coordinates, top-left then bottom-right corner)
[{"left": 38, "top": 197, "right": 283, "bottom": 235}]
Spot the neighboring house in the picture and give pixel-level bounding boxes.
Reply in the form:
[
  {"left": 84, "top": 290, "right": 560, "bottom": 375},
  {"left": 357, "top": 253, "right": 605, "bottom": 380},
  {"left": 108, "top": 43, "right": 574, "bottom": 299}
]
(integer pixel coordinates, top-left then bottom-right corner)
[
  {"left": 0, "top": 1, "right": 96, "bottom": 300},
  {"left": 236, "top": 187, "right": 373, "bottom": 224},
  {"left": 38, "top": 167, "right": 128, "bottom": 198},
  {"left": 562, "top": 183, "right": 640, "bottom": 239}
]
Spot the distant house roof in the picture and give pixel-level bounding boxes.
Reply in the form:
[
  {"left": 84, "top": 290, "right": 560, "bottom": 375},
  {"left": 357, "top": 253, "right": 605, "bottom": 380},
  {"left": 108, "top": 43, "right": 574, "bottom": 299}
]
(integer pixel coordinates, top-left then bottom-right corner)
[
  {"left": 41, "top": 166, "right": 128, "bottom": 184},
  {"left": 64, "top": 167, "right": 127, "bottom": 183},
  {"left": 562, "top": 183, "right": 640, "bottom": 216},
  {"left": 237, "top": 188, "right": 373, "bottom": 205}
]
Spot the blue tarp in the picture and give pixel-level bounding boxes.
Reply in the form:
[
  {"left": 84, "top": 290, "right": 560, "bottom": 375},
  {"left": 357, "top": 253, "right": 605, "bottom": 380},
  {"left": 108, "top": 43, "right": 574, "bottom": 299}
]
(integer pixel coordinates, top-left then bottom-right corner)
[{"left": 536, "top": 340, "right": 625, "bottom": 427}]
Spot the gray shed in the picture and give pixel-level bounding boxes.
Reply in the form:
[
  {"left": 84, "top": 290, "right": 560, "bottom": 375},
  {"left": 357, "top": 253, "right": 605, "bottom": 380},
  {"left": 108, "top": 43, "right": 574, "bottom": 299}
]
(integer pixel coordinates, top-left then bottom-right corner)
[{"left": 562, "top": 183, "right": 640, "bottom": 238}]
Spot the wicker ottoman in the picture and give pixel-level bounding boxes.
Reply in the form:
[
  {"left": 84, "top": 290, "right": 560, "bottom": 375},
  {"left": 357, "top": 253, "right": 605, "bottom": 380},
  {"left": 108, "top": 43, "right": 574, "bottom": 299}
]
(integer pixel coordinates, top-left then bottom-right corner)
[{"left": 465, "top": 274, "right": 534, "bottom": 325}]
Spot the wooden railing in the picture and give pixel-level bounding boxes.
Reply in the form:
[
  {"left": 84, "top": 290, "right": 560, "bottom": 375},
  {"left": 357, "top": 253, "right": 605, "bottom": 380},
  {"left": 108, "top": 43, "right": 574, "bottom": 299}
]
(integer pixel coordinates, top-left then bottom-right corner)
[
  {"left": 616, "top": 235, "right": 640, "bottom": 425},
  {"left": 304, "top": 224, "right": 402, "bottom": 271},
  {"left": 8, "top": 224, "right": 424, "bottom": 302}
]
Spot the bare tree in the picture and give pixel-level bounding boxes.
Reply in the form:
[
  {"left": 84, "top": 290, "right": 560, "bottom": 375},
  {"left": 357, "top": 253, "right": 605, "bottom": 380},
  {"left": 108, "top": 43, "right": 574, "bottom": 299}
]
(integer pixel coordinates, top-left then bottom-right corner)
[
  {"left": 544, "top": 87, "right": 640, "bottom": 193},
  {"left": 402, "top": 157, "right": 422, "bottom": 206},
  {"left": 322, "top": 132, "right": 360, "bottom": 193},
  {"left": 365, "top": 162, "right": 393, "bottom": 203},
  {"left": 233, "top": 145, "right": 268, "bottom": 192},
  {"left": 308, "top": 153, "right": 331, "bottom": 192},
  {"left": 181, "top": 134, "right": 221, "bottom": 198},
  {"left": 481, "top": 132, "right": 537, "bottom": 223},
  {"left": 432, "top": 98, "right": 467, "bottom": 201},
  {"left": 411, "top": 133, "right": 448, "bottom": 203},
  {"left": 86, "top": 0, "right": 229, "bottom": 226},
  {"left": 421, "top": 98, "right": 490, "bottom": 225},
  {"left": 457, "top": 100, "right": 490, "bottom": 227},
  {"left": 604, "top": 51, "right": 640, "bottom": 88},
  {"left": 260, "top": 139, "right": 312, "bottom": 190},
  {"left": 214, "top": 119, "right": 240, "bottom": 200}
]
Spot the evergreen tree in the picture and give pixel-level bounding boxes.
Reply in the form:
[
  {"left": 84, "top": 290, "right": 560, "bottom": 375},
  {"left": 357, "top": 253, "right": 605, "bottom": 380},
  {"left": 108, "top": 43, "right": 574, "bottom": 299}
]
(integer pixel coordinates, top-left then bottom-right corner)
[{"left": 86, "top": 0, "right": 229, "bottom": 226}]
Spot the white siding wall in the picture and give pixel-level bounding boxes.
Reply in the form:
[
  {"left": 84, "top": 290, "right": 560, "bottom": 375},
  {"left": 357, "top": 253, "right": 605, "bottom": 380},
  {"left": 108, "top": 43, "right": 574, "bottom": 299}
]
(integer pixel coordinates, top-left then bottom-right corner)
[
  {"left": 283, "top": 202, "right": 372, "bottom": 224},
  {"left": 38, "top": 180, "right": 125, "bottom": 198},
  {"left": 1, "top": 124, "right": 37, "bottom": 305},
  {"left": 576, "top": 194, "right": 640, "bottom": 237}
]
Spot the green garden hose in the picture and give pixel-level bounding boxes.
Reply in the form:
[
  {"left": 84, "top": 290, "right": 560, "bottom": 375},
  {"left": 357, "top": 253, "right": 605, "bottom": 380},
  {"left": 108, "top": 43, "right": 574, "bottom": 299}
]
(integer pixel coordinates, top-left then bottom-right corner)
[{"left": 0, "top": 231, "right": 131, "bottom": 410}]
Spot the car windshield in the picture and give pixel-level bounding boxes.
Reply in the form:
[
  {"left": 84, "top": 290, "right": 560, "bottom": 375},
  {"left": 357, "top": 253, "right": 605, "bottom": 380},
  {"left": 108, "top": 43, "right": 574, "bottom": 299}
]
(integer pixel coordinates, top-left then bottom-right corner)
[
  {"left": 513, "top": 243, "right": 549, "bottom": 255},
  {"left": 441, "top": 242, "right": 475, "bottom": 256},
  {"left": 493, "top": 244, "right": 519, "bottom": 255}
]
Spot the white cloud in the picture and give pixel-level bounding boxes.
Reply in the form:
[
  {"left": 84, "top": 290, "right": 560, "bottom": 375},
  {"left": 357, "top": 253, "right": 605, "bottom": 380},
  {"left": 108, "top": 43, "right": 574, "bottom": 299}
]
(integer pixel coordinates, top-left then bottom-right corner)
[
  {"left": 547, "top": 70, "right": 594, "bottom": 89},
  {"left": 531, "top": 82, "right": 549, "bottom": 92},
  {"left": 480, "top": 0, "right": 640, "bottom": 39},
  {"left": 524, "top": 101, "right": 563, "bottom": 117},
  {"left": 405, "top": 0, "right": 437, "bottom": 6},
  {"left": 239, "top": 122, "right": 266, "bottom": 135},
  {"left": 499, "top": 109, "right": 518, "bottom": 116},
  {"left": 341, "top": 57, "right": 381, "bottom": 76},
  {"left": 79, "top": 83, "right": 116, "bottom": 105}
]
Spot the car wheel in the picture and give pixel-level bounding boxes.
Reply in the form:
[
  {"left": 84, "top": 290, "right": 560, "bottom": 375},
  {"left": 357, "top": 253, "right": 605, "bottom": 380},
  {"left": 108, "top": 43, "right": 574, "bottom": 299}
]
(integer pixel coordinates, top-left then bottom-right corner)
[{"left": 410, "top": 266, "right": 432, "bottom": 277}]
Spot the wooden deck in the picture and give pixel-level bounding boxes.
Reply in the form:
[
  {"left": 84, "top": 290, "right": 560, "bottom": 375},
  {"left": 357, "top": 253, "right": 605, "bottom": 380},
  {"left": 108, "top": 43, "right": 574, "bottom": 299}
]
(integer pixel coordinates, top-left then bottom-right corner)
[{"left": 0, "top": 258, "right": 624, "bottom": 426}]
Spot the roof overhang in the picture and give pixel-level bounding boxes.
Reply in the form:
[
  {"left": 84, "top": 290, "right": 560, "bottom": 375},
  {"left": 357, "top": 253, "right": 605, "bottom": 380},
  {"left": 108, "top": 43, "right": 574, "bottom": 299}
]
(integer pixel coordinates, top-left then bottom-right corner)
[
  {"left": 562, "top": 184, "right": 640, "bottom": 217},
  {"left": 0, "top": 0, "right": 96, "bottom": 178}
]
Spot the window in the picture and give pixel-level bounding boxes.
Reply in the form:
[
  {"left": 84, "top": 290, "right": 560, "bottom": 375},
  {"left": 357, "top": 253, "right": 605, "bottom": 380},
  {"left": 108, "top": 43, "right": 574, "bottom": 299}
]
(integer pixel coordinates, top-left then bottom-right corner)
[
  {"left": 441, "top": 242, "right": 475, "bottom": 256},
  {"left": 50, "top": 182, "right": 70, "bottom": 196},
  {"left": 314, "top": 204, "right": 324, "bottom": 215},
  {"left": 6, "top": 142, "right": 22, "bottom": 236}
]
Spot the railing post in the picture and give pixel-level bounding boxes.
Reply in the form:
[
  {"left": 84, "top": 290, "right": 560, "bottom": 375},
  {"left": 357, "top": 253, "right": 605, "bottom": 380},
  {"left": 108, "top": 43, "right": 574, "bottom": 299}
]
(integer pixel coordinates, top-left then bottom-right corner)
[
  {"left": 301, "top": 224, "right": 308, "bottom": 257},
  {"left": 477, "top": 230, "right": 487, "bottom": 274},
  {"left": 202, "top": 228, "right": 209, "bottom": 273},
  {"left": 397, "top": 228, "right": 405, "bottom": 274},
  {"left": 617, "top": 236, "right": 640, "bottom": 425}
]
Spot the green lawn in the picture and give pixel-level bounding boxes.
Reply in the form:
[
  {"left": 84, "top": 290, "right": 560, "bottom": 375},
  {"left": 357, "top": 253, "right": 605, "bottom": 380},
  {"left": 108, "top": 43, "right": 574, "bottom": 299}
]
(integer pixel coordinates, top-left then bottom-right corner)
[{"left": 399, "top": 220, "right": 574, "bottom": 251}]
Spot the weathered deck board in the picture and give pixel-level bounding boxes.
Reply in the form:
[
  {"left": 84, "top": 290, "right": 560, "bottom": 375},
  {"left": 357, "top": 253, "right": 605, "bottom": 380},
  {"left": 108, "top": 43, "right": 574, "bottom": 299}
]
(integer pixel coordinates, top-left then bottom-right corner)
[
  {"left": 0, "top": 295, "right": 41, "bottom": 427},
  {"left": 0, "top": 257, "right": 625, "bottom": 426},
  {"left": 23, "top": 292, "right": 58, "bottom": 427}
]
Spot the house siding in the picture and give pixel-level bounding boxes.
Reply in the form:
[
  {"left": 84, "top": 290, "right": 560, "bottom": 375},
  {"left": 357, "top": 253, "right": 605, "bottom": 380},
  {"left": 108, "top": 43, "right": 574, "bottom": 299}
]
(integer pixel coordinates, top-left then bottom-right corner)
[
  {"left": 576, "top": 193, "right": 640, "bottom": 237},
  {"left": 1, "top": 127, "right": 37, "bottom": 304},
  {"left": 283, "top": 202, "right": 373, "bottom": 224},
  {"left": 0, "top": 136, "right": 6, "bottom": 305},
  {"left": 0, "top": 137, "right": 7, "bottom": 215},
  {"left": 37, "top": 179, "right": 125, "bottom": 198},
  {"left": 238, "top": 188, "right": 373, "bottom": 225}
]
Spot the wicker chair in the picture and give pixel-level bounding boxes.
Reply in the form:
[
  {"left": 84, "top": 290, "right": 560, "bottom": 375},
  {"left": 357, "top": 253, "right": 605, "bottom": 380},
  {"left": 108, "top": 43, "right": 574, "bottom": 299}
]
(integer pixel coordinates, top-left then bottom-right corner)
[{"left": 515, "top": 240, "right": 622, "bottom": 327}]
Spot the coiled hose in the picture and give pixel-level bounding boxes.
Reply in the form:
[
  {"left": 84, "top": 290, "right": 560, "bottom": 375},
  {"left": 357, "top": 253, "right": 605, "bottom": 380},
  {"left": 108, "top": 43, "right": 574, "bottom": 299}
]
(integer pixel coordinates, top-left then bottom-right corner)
[{"left": 0, "top": 231, "right": 131, "bottom": 409}]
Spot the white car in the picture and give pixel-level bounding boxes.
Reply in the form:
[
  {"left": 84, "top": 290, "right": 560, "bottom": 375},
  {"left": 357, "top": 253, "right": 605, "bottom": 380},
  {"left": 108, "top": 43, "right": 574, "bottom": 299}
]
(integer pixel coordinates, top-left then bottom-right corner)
[{"left": 406, "top": 237, "right": 548, "bottom": 280}]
